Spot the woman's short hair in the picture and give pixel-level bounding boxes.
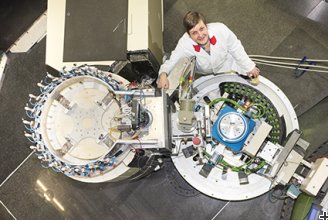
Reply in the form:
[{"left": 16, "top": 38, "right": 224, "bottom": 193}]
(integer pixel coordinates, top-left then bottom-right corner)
[{"left": 183, "top": 11, "right": 206, "bottom": 33}]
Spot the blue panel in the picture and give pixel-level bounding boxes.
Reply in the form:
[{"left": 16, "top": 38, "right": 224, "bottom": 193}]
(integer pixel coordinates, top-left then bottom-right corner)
[
  {"left": 212, "top": 105, "right": 255, "bottom": 152},
  {"left": 307, "top": 203, "right": 322, "bottom": 220}
]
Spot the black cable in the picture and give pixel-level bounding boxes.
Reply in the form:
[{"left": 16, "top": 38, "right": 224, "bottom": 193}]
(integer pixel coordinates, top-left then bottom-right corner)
[{"left": 268, "top": 185, "right": 290, "bottom": 203}]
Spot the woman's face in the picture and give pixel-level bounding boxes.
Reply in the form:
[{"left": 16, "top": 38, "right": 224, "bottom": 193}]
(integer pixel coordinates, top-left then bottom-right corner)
[{"left": 188, "top": 20, "right": 209, "bottom": 45}]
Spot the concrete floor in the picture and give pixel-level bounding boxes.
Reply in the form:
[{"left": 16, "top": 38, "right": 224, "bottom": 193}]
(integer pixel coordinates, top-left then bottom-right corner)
[{"left": 0, "top": 0, "right": 328, "bottom": 219}]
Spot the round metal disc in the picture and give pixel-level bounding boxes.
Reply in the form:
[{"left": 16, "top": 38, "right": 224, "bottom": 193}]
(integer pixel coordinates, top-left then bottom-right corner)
[{"left": 218, "top": 112, "right": 246, "bottom": 142}]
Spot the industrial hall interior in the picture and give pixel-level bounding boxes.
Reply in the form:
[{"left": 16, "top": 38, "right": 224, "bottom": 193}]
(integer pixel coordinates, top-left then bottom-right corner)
[{"left": 1, "top": 0, "right": 328, "bottom": 220}]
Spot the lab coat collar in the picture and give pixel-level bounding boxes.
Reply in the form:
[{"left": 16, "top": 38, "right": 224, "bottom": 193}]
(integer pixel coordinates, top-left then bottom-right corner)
[
  {"left": 192, "top": 36, "right": 217, "bottom": 52},
  {"left": 210, "top": 35, "right": 217, "bottom": 45},
  {"left": 193, "top": 44, "right": 201, "bottom": 52}
]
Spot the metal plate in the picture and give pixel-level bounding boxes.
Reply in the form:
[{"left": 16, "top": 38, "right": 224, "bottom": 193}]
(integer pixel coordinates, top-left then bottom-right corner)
[{"left": 63, "top": 0, "right": 128, "bottom": 62}]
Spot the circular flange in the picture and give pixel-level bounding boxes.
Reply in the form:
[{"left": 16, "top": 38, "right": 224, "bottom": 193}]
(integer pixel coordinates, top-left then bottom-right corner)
[
  {"left": 25, "top": 66, "right": 142, "bottom": 183},
  {"left": 40, "top": 76, "right": 119, "bottom": 165},
  {"left": 217, "top": 112, "right": 247, "bottom": 143}
]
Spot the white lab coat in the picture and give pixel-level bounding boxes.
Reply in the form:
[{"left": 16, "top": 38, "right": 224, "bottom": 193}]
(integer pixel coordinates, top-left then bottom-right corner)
[{"left": 159, "top": 23, "right": 255, "bottom": 76}]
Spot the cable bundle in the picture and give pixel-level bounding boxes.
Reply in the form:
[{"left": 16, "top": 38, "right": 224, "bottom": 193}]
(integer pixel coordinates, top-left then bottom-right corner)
[{"left": 250, "top": 55, "right": 328, "bottom": 74}]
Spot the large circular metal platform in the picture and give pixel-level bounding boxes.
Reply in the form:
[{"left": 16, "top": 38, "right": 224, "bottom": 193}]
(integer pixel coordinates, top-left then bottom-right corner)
[
  {"left": 171, "top": 74, "right": 299, "bottom": 201},
  {"left": 24, "top": 66, "right": 142, "bottom": 183}
]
